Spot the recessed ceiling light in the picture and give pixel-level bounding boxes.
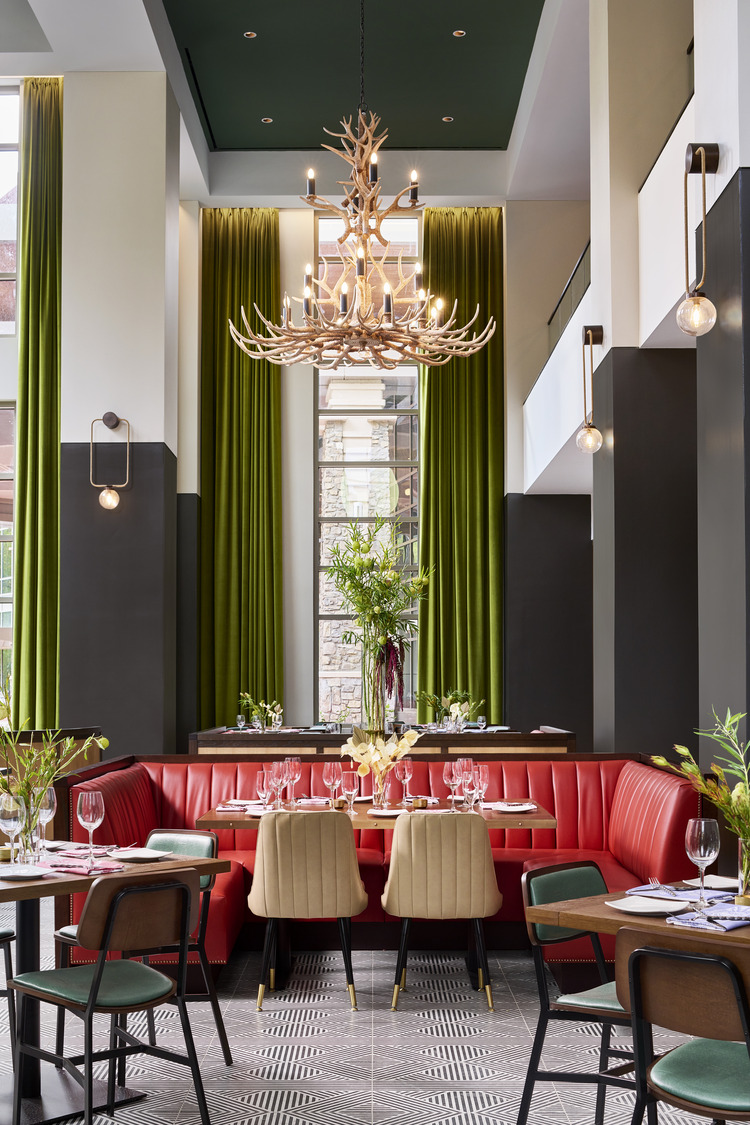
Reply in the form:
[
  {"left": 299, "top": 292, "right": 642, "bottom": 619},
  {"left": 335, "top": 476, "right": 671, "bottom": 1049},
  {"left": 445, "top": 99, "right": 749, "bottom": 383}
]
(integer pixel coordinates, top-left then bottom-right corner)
[
  {"left": 244, "top": 31, "right": 257, "bottom": 38},
  {"left": 453, "top": 29, "right": 466, "bottom": 37},
  {"left": 261, "top": 117, "right": 273, "bottom": 124},
  {"left": 442, "top": 116, "right": 454, "bottom": 123}
]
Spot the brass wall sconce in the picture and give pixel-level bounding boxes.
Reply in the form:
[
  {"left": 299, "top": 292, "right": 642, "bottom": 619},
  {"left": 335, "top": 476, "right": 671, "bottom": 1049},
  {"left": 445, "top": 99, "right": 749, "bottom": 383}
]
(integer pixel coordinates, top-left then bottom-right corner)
[
  {"left": 576, "top": 325, "right": 603, "bottom": 454},
  {"left": 90, "top": 412, "right": 130, "bottom": 509},
  {"left": 676, "top": 142, "right": 720, "bottom": 336}
]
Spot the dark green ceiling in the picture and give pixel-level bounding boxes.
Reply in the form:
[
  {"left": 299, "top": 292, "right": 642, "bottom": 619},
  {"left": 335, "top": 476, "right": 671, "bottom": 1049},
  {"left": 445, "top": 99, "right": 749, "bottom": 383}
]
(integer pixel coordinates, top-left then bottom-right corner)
[{"left": 161, "top": 0, "right": 545, "bottom": 151}]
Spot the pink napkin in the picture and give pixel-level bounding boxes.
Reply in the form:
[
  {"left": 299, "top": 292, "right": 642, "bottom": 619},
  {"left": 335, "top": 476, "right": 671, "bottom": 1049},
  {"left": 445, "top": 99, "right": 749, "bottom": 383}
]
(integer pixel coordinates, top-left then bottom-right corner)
[
  {"left": 40, "top": 858, "right": 125, "bottom": 874},
  {"left": 55, "top": 846, "right": 111, "bottom": 858}
]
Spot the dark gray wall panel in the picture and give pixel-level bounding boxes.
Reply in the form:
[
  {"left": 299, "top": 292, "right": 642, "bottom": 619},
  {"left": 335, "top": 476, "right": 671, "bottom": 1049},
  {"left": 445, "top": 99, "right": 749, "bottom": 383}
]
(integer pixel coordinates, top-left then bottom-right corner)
[
  {"left": 504, "top": 493, "right": 593, "bottom": 751},
  {"left": 176, "top": 492, "right": 200, "bottom": 752},
  {"left": 58, "top": 443, "right": 177, "bottom": 757}
]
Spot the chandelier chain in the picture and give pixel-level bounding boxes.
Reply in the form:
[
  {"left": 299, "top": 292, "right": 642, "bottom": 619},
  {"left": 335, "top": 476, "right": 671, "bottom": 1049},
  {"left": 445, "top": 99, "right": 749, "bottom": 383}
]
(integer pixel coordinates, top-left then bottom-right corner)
[{"left": 359, "top": 0, "right": 367, "bottom": 114}]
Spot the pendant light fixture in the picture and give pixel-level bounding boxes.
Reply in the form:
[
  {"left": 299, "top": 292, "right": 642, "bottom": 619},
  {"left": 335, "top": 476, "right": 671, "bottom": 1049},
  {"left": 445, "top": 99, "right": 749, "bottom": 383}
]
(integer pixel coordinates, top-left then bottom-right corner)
[
  {"left": 575, "top": 326, "right": 603, "bottom": 454},
  {"left": 676, "top": 142, "right": 719, "bottom": 337},
  {"left": 229, "top": 0, "right": 495, "bottom": 370}
]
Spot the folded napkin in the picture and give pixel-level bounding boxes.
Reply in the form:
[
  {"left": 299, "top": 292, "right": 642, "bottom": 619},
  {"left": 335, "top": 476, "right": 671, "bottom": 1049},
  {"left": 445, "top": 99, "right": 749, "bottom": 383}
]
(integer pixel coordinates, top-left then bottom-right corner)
[
  {"left": 41, "top": 857, "right": 126, "bottom": 874},
  {"left": 405, "top": 796, "right": 439, "bottom": 805},
  {"left": 366, "top": 807, "right": 408, "bottom": 817},
  {"left": 667, "top": 904, "right": 750, "bottom": 931},
  {"left": 55, "top": 846, "right": 112, "bottom": 858},
  {"left": 626, "top": 885, "right": 734, "bottom": 902},
  {"left": 484, "top": 800, "right": 537, "bottom": 812}
]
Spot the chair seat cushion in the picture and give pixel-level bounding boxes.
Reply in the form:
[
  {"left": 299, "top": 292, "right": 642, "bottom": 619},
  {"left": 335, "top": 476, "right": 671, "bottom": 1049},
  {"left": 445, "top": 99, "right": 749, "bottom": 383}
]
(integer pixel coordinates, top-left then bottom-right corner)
[
  {"left": 13, "top": 960, "right": 174, "bottom": 1008},
  {"left": 54, "top": 924, "right": 79, "bottom": 943},
  {"left": 553, "top": 980, "right": 624, "bottom": 1014},
  {"left": 649, "top": 1039, "right": 750, "bottom": 1113},
  {"left": 0, "top": 928, "right": 13, "bottom": 942}
]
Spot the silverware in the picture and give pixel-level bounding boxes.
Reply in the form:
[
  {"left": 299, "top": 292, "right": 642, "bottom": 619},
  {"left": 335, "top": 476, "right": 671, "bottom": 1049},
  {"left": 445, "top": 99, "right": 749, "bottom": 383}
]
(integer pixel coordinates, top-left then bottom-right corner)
[
  {"left": 648, "top": 876, "right": 679, "bottom": 897},
  {"left": 688, "top": 902, "right": 726, "bottom": 931}
]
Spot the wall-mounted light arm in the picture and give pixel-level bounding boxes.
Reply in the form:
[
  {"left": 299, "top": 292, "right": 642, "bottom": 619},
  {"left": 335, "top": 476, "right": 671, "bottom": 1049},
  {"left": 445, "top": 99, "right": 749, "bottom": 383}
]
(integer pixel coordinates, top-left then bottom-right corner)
[
  {"left": 676, "top": 142, "right": 719, "bottom": 337},
  {"left": 90, "top": 413, "right": 131, "bottom": 509},
  {"left": 576, "top": 325, "right": 603, "bottom": 454}
]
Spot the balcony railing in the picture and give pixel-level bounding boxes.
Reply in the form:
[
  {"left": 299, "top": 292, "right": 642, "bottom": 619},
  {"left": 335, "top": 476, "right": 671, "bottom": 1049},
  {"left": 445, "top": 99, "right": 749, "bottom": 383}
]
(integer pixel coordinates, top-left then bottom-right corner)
[{"left": 546, "top": 241, "right": 591, "bottom": 358}]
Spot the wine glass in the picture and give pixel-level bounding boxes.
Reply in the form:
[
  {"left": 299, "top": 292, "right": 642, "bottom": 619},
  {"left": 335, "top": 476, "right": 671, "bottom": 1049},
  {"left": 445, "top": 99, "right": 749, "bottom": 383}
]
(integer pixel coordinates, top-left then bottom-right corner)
[
  {"left": 236, "top": 713, "right": 246, "bottom": 731},
  {"left": 685, "top": 817, "right": 721, "bottom": 907},
  {"left": 256, "top": 769, "right": 271, "bottom": 810},
  {"left": 286, "top": 756, "right": 302, "bottom": 807},
  {"left": 270, "top": 761, "right": 288, "bottom": 810},
  {"left": 477, "top": 715, "right": 487, "bottom": 732},
  {"left": 33, "top": 787, "right": 57, "bottom": 858},
  {"left": 322, "top": 762, "right": 342, "bottom": 808},
  {"left": 459, "top": 758, "right": 475, "bottom": 809},
  {"left": 442, "top": 762, "right": 459, "bottom": 811},
  {"left": 0, "top": 793, "right": 26, "bottom": 864},
  {"left": 77, "top": 791, "right": 105, "bottom": 867},
  {"left": 272, "top": 709, "right": 283, "bottom": 732},
  {"left": 395, "top": 758, "right": 413, "bottom": 807},
  {"left": 341, "top": 770, "right": 359, "bottom": 815},
  {"left": 474, "top": 765, "right": 490, "bottom": 809}
]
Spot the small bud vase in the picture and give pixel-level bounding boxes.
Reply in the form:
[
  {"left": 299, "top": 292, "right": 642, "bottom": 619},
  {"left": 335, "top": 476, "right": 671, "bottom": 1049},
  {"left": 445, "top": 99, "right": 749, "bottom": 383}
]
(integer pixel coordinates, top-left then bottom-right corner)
[{"left": 738, "top": 837, "right": 750, "bottom": 906}]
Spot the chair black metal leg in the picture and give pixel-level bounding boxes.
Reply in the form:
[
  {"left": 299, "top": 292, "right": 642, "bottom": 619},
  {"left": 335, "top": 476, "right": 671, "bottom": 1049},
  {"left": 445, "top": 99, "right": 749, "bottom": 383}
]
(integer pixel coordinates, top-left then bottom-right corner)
[
  {"left": 472, "top": 918, "right": 494, "bottom": 1010},
  {"left": 12, "top": 994, "right": 25, "bottom": 1125},
  {"left": 141, "top": 953, "right": 157, "bottom": 1046},
  {"left": 54, "top": 940, "right": 70, "bottom": 1064},
  {"left": 107, "top": 1014, "right": 118, "bottom": 1115},
  {"left": 117, "top": 1013, "right": 127, "bottom": 1087},
  {"left": 594, "top": 1023, "right": 612, "bottom": 1125},
  {"left": 630, "top": 1100, "right": 646, "bottom": 1125},
  {"left": 338, "top": 917, "right": 357, "bottom": 1010},
  {"left": 197, "top": 939, "right": 233, "bottom": 1064},
  {"left": 176, "top": 994, "right": 211, "bottom": 1125},
  {"left": 83, "top": 1014, "right": 94, "bottom": 1125},
  {"left": 392, "top": 918, "right": 411, "bottom": 1011},
  {"left": 516, "top": 1009, "right": 549, "bottom": 1125},
  {"left": 3, "top": 940, "right": 15, "bottom": 1065},
  {"left": 257, "top": 919, "right": 277, "bottom": 1010}
]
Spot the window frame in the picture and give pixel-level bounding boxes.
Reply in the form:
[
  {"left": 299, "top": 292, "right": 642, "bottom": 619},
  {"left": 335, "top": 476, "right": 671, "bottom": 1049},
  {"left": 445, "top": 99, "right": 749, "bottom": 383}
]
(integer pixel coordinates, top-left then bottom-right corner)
[{"left": 0, "top": 84, "right": 20, "bottom": 339}]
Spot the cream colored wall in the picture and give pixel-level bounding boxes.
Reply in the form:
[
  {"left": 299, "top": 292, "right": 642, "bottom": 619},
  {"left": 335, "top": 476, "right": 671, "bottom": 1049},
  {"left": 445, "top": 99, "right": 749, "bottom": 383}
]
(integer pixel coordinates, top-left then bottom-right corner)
[
  {"left": 177, "top": 201, "right": 200, "bottom": 495},
  {"left": 504, "top": 199, "right": 590, "bottom": 495}
]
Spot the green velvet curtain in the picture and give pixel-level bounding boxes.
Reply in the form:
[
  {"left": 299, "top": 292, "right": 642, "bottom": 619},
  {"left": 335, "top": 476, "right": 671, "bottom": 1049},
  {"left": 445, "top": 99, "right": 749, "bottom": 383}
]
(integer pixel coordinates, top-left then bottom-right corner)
[
  {"left": 12, "top": 77, "right": 63, "bottom": 729},
  {"left": 199, "top": 208, "right": 283, "bottom": 727},
  {"left": 417, "top": 207, "right": 504, "bottom": 722}
]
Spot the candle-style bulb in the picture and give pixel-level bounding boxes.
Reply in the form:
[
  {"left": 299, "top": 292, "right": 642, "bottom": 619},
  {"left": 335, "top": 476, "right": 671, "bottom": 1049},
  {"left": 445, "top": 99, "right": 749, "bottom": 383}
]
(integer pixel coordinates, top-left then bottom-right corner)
[
  {"left": 304, "top": 263, "right": 312, "bottom": 289},
  {"left": 303, "top": 285, "right": 311, "bottom": 316},
  {"left": 383, "top": 282, "right": 393, "bottom": 320},
  {"left": 369, "top": 154, "right": 378, "bottom": 183},
  {"left": 409, "top": 170, "right": 419, "bottom": 202},
  {"left": 415, "top": 262, "right": 423, "bottom": 291},
  {"left": 306, "top": 168, "right": 316, "bottom": 196},
  {"left": 340, "top": 283, "right": 349, "bottom": 315},
  {"left": 356, "top": 246, "right": 365, "bottom": 276}
]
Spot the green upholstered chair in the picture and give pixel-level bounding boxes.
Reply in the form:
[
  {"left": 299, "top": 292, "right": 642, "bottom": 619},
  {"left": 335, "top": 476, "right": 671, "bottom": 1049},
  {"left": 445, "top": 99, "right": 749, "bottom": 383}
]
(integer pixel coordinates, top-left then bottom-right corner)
[
  {"left": 0, "top": 929, "right": 15, "bottom": 1060},
  {"left": 55, "top": 828, "right": 231, "bottom": 1066},
  {"left": 616, "top": 925, "right": 750, "bottom": 1125},
  {"left": 9, "top": 869, "right": 209, "bottom": 1125},
  {"left": 517, "top": 862, "right": 635, "bottom": 1125}
]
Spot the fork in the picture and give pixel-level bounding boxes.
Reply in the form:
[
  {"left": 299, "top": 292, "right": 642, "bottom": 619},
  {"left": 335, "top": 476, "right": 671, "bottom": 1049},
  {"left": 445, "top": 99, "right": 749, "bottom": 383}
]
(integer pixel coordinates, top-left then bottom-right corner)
[
  {"left": 689, "top": 901, "right": 726, "bottom": 931},
  {"left": 648, "top": 876, "right": 679, "bottom": 897}
]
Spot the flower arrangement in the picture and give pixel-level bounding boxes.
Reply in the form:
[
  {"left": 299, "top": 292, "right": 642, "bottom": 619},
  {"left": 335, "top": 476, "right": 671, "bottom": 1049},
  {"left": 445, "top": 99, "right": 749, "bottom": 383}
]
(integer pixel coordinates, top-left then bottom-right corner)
[
  {"left": 327, "top": 517, "right": 432, "bottom": 733},
  {"left": 239, "top": 695, "right": 282, "bottom": 728},
  {"left": 652, "top": 708, "right": 750, "bottom": 899},
  {"left": 417, "top": 688, "right": 485, "bottom": 724},
  {"left": 341, "top": 725, "right": 420, "bottom": 805}
]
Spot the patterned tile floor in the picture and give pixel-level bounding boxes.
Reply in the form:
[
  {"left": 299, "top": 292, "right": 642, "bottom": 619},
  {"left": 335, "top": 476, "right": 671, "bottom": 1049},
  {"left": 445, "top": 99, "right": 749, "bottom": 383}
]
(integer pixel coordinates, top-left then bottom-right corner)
[{"left": 0, "top": 900, "right": 716, "bottom": 1124}]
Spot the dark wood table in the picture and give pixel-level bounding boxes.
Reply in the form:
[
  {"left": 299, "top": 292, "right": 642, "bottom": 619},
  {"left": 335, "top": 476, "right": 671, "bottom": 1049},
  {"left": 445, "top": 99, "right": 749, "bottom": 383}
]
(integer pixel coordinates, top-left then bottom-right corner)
[
  {"left": 197, "top": 799, "right": 557, "bottom": 832},
  {"left": 0, "top": 852, "right": 229, "bottom": 1125}
]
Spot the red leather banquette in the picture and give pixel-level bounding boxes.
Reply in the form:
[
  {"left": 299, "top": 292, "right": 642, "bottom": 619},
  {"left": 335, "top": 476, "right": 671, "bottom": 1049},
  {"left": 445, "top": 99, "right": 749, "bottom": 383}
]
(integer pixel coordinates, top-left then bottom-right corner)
[{"left": 54, "top": 754, "right": 698, "bottom": 966}]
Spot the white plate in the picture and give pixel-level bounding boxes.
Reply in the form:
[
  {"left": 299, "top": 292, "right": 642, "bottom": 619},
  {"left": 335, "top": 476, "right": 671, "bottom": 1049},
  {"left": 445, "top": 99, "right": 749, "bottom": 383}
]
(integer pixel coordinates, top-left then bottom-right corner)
[
  {"left": 223, "top": 798, "right": 264, "bottom": 807},
  {"left": 109, "top": 848, "right": 173, "bottom": 863},
  {"left": 353, "top": 794, "right": 371, "bottom": 803},
  {"left": 493, "top": 801, "right": 537, "bottom": 813},
  {"left": 683, "top": 875, "right": 739, "bottom": 890},
  {"left": 366, "top": 807, "right": 408, "bottom": 817},
  {"left": 606, "top": 896, "right": 687, "bottom": 916},
  {"left": 0, "top": 864, "right": 51, "bottom": 881}
]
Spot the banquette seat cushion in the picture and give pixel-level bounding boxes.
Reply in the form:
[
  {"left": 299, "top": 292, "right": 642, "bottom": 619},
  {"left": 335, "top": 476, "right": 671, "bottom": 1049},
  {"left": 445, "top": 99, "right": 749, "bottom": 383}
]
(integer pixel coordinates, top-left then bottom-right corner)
[{"left": 64, "top": 755, "right": 699, "bottom": 966}]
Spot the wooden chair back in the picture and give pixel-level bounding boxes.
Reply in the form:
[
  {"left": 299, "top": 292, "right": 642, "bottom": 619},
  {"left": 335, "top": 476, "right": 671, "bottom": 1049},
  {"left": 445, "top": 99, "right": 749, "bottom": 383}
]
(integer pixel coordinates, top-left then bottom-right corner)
[
  {"left": 615, "top": 925, "right": 750, "bottom": 1042},
  {"left": 77, "top": 869, "right": 200, "bottom": 953}
]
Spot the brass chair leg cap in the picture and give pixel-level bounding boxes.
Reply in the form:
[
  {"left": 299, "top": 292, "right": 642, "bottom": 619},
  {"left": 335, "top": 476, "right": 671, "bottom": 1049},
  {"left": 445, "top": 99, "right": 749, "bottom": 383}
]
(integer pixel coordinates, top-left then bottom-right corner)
[
  {"left": 256, "top": 984, "right": 265, "bottom": 1011},
  {"left": 477, "top": 967, "right": 484, "bottom": 990},
  {"left": 348, "top": 983, "right": 358, "bottom": 1010},
  {"left": 400, "top": 968, "right": 407, "bottom": 991},
  {"left": 390, "top": 984, "right": 400, "bottom": 1011},
  {"left": 485, "top": 984, "right": 494, "bottom": 1012}
]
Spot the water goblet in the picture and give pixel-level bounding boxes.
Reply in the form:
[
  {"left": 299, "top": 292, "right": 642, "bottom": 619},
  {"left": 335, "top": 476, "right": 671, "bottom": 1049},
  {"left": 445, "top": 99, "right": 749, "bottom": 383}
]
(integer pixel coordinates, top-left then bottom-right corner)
[
  {"left": 476, "top": 715, "right": 487, "bottom": 732},
  {"left": 395, "top": 758, "right": 413, "bottom": 807},
  {"left": 236, "top": 713, "right": 246, "bottom": 731},
  {"left": 322, "top": 762, "right": 342, "bottom": 808},
  {"left": 685, "top": 817, "right": 721, "bottom": 907},
  {"left": 341, "top": 771, "right": 359, "bottom": 815},
  {"left": 0, "top": 793, "right": 26, "bottom": 864},
  {"left": 286, "top": 756, "right": 302, "bottom": 807},
  {"left": 272, "top": 710, "right": 283, "bottom": 732},
  {"left": 33, "top": 787, "right": 57, "bottom": 857},
  {"left": 77, "top": 791, "right": 105, "bottom": 868},
  {"left": 474, "top": 764, "right": 490, "bottom": 808},
  {"left": 442, "top": 762, "right": 459, "bottom": 811},
  {"left": 458, "top": 758, "right": 474, "bottom": 809},
  {"left": 256, "top": 769, "right": 271, "bottom": 810},
  {"left": 270, "top": 761, "right": 288, "bottom": 810},
  {"left": 251, "top": 715, "right": 263, "bottom": 733}
]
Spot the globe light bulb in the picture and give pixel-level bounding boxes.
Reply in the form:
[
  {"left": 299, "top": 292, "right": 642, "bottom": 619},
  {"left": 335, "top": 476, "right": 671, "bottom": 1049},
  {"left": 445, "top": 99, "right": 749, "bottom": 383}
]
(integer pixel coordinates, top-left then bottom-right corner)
[
  {"left": 99, "top": 487, "right": 120, "bottom": 509},
  {"left": 575, "top": 424, "right": 603, "bottom": 454},
  {"left": 676, "top": 292, "right": 717, "bottom": 336}
]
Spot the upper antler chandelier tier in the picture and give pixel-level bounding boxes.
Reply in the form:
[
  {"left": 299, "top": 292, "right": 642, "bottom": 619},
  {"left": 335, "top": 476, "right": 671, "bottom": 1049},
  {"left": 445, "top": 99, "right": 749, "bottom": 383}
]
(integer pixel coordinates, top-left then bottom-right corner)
[{"left": 229, "top": 107, "right": 496, "bottom": 370}]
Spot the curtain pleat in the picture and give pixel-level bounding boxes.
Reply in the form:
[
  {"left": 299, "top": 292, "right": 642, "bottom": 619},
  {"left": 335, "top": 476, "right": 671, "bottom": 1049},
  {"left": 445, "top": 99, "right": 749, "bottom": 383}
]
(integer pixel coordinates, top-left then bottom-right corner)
[
  {"left": 199, "top": 208, "right": 283, "bottom": 727},
  {"left": 12, "top": 76, "right": 63, "bottom": 728},
  {"left": 418, "top": 207, "right": 504, "bottom": 721}
]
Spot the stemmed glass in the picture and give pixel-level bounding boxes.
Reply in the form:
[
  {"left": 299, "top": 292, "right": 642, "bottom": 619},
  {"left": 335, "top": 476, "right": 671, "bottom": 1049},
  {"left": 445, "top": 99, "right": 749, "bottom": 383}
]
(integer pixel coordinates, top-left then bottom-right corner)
[
  {"left": 286, "top": 756, "right": 302, "bottom": 807},
  {"left": 33, "top": 787, "right": 57, "bottom": 858},
  {"left": 236, "top": 713, "right": 246, "bottom": 731},
  {"left": 685, "top": 817, "right": 721, "bottom": 907},
  {"left": 322, "top": 762, "right": 343, "bottom": 808},
  {"left": 256, "top": 769, "right": 271, "bottom": 810},
  {"left": 395, "top": 759, "right": 413, "bottom": 807},
  {"left": 476, "top": 715, "right": 487, "bottom": 732},
  {"left": 270, "top": 761, "right": 289, "bottom": 810},
  {"left": 474, "top": 765, "right": 490, "bottom": 809},
  {"left": 0, "top": 793, "right": 26, "bottom": 864},
  {"left": 458, "top": 758, "right": 475, "bottom": 809},
  {"left": 341, "top": 771, "right": 359, "bottom": 816},
  {"left": 77, "top": 791, "right": 105, "bottom": 868},
  {"left": 443, "top": 762, "right": 460, "bottom": 811}
]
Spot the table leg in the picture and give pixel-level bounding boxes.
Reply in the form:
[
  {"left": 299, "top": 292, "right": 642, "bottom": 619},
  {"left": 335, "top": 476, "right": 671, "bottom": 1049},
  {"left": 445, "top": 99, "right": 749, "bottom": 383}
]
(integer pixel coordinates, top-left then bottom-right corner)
[{"left": 16, "top": 898, "right": 41, "bottom": 1097}]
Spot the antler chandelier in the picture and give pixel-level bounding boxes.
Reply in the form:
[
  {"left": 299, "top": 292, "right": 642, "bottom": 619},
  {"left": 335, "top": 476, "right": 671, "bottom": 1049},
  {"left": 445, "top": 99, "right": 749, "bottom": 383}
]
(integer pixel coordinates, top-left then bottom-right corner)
[{"left": 229, "top": 3, "right": 495, "bottom": 371}]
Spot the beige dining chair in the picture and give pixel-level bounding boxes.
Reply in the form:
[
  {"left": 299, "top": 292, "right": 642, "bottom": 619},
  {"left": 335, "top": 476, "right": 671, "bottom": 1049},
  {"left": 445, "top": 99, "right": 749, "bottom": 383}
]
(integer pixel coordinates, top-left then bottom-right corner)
[
  {"left": 381, "top": 811, "right": 502, "bottom": 1010},
  {"left": 248, "top": 810, "right": 368, "bottom": 1011}
]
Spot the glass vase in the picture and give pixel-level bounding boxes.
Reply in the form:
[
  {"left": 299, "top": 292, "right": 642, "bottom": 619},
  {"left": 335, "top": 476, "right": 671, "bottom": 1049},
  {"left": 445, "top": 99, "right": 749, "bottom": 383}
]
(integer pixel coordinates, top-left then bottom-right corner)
[
  {"left": 371, "top": 772, "right": 386, "bottom": 809},
  {"left": 361, "top": 644, "right": 387, "bottom": 738},
  {"left": 739, "top": 837, "right": 750, "bottom": 903}
]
